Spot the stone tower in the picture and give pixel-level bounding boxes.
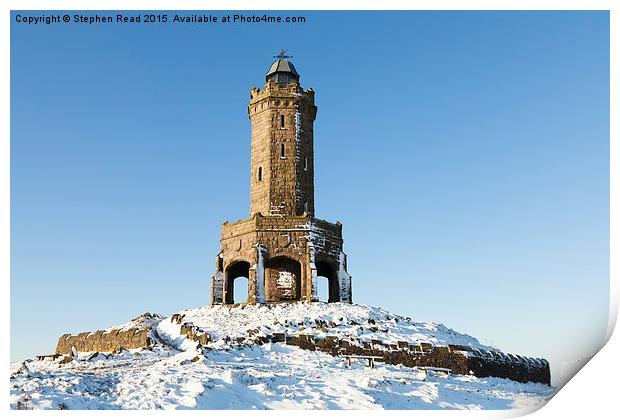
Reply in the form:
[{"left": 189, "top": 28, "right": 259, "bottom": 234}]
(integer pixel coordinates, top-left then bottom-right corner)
[{"left": 210, "top": 52, "right": 352, "bottom": 305}]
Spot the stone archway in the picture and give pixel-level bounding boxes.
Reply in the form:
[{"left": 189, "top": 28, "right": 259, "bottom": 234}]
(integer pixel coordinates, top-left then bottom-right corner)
[
  {"left": 265, "top": 256, "right": 302, "bottom": 302},
  {"left": 316, "top": 260, "right": 339, "bottom": 303},
  {"left": 224, "top": 260, "right": 250, "bottom": 304}
]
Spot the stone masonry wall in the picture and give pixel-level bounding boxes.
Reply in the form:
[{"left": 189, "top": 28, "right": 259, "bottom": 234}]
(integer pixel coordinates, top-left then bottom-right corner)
[
  {"left": 214, "top": 213, "right": 348, "bottom": 304},
  {"left": 55, "top": 314, "right": 157, "bottom": 355},
  {"left": 220, "top": 214, "right": 343, "bottom": 269},
  {"left": 56, "top": 328, "right": 151, "bottom": 355},
  {"left": 54, "top": 312, "right": 549, "bottom": 385},
  {"left": 248, "top": 79, "right": 317, "bottom": 217},
  {"left": 281, "top": 335, "right": 550, "bottom": 385},
  {"left": 171, "top": 315, "right": 549, "bottom": 385}
]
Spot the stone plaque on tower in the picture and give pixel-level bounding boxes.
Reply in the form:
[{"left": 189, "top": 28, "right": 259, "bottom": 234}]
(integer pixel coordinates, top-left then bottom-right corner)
[{"left": 210, "top": 51, "right": 352, "bottom": 305}]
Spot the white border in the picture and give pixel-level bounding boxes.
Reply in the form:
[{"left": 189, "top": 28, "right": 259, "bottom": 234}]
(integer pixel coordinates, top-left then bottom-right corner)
[{"left": 2, "top": 1, "right": 617, "bottom": 419}]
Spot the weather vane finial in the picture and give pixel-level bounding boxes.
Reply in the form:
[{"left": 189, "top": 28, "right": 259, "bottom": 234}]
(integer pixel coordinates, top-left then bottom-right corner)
[{"left": 274, "top": 49, "right": 292, "bottom": 60}]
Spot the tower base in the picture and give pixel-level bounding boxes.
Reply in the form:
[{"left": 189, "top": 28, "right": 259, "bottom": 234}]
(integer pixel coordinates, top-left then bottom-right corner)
[{"left": 210, "top": 213, "right": 352, "bottom": 305}]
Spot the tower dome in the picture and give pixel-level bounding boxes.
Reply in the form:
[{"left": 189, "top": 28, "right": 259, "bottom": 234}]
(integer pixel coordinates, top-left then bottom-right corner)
[{"left": 266, "top": 51, "right": 300, "bottom": 83}]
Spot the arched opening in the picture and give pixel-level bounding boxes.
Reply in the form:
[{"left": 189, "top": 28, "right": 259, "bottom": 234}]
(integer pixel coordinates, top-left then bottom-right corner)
[
  {"left": 280, "top": 114, "right": 285, "bottom": 129},
  {"left": 233, "top": 277, "right": 249, "bottom": 303},
  {"left": 257, "top": 166, "right": 262, "bottom": 181},
  {"left": 280, "top": 143, "right": 285, "bottom": 159},
  {"left": 265, "top": 256, "right": 301, "bottom": 301},
  {"left": 316, "top": 260, "right": 339, "bottom": 303},
  {"left": 316, "top": 275, "right": 329, "bottom": 302},
  {"left": 224, "top": 260, "right": 250, "bottom": 304}
]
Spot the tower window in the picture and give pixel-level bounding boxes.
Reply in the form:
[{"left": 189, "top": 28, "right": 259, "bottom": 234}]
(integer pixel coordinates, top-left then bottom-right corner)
[
  {"left": 280, "top": 114, "right": 285, "bottom": 129},
  {"left": 304, "top": 157, "right": 308, "bottom": 171},
  {"left": 257, "top": 166, "right": 262, "bottom": 181},
  {"left": 280, "top": 144, "right": 285, "bottom": 159}
]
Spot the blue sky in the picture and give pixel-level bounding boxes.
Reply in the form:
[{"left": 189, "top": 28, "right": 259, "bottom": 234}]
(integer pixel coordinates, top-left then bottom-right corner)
[{"left": 11, "top": 11, "right": 609, "bottom": 384}]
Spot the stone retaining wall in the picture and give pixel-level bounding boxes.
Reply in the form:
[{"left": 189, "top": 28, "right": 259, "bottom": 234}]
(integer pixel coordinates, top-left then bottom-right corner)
[
  {"left": 55, "top": 313, "right": 550, "bottom": 385},
  {"left": 171, "top": 313, "right": 212, "bottom": 346},
  {"left": 169, "top": 314, "right": 550, "bottom": 385},
  {"left": 56, "top": 327, "right": 152, "bottom": 354}
]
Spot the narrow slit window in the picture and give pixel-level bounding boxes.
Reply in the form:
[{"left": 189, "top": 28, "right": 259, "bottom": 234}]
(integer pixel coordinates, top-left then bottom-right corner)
[
  {"left": 280, "top": 114, "right": 285, "bottom": 129},
  {"left": 280, "top": 144, "right": 285, "bottom": 159},
  {"left": 304, "top": 156, "right": 308, "bottom": 171},
  {"left": 257, "top": 166, "right": 262, "bottom": 181}
]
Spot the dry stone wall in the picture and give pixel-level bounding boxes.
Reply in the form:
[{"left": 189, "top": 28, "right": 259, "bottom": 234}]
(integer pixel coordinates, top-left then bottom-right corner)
[
  {"left": 173, "top": 315, "right": 550, "bottom": 385},
  {"left": 55, "top": 314, "right": 158, "bottom": 355},
  {"left": 56, "top": 329, "right": 151, "bottom": 355},
  {"left": 54, "top": 311, "right": 549, "bottom": 385},
  {"left": 277, "top": 334, "right": 549, "bottom": 384},
  {"left": 171, "top": 313, "right": 212, "bottom": 346}
]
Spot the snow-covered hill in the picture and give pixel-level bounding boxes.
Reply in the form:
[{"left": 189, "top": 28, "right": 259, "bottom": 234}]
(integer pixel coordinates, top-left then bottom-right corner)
[
  {"left": 10, "top": 303, "right": 554, "bottom": 410},
  {"left": 164, "top": 302, "right": 490, "bottom": 350}
]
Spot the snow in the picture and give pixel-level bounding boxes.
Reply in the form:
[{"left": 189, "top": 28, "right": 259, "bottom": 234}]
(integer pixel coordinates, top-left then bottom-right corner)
[
  {"left": 103, "top": 312, "right": 162, "bottom": 334},
  {"left": 10, "top": 303, "right": 554, "bottom": 410},
  {"left": 275, "top": 271, "right": 295, "bottom": 297},
  {"left": 336, "top": 252, "right": 352, "bottom": 303},
  {"left": 255, "top": 244, "right": 266, "bottom": 303},
  {"left": 175, "top": 302, "right": 492, "bottom": 350}
]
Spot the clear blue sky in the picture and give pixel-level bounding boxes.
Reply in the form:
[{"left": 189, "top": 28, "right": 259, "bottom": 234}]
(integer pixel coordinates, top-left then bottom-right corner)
[{"left": 11, "top": 11, "right": 609, "bottom": 384}]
